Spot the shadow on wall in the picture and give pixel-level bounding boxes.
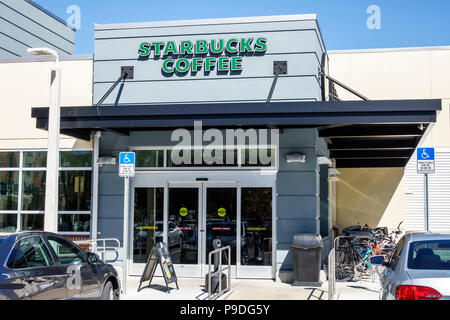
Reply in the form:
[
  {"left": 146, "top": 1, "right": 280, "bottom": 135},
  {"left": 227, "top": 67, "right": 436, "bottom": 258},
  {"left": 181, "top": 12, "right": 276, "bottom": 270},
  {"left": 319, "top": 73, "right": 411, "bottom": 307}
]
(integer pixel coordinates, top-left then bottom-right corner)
[{"left": 335, "top": 168, "right": 404, "bottom": 229}]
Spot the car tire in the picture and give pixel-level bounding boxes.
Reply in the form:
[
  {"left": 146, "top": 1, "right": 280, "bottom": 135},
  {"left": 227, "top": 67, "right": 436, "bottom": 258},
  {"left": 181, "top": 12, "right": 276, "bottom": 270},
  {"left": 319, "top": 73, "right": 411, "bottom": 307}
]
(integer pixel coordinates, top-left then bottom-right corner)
[{"left": 101, "top": 281, "right": 117, "bottom": 300}]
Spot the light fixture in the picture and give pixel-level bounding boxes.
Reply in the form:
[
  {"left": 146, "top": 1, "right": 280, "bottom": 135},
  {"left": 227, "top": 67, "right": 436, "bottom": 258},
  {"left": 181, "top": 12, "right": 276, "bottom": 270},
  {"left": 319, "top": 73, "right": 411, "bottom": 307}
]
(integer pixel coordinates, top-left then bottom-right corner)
[
  {"left": 286, "top": 152, "right": 306, "bottom": 163},
  {"left": 318, "top": 157, "right": 332, "bottom": 165},
  {"left": 98, "top": 156, "right": 117, "bottom": 166},
  {"left": 329, "top": 176, "right": 340, "bottom": 182},
  {"left": 329, "top": 168, "right": 341, "bottom": 176},
  {"left": 27, "top": 47, "right": 59, "bottom": 64}
]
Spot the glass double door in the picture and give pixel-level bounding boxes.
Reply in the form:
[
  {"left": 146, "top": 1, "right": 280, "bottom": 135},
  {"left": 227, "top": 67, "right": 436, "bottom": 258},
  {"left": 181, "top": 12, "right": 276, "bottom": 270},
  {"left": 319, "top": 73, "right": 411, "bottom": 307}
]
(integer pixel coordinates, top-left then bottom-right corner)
[
  {"left": 167, "top": 182, "right": 237, "bottom": 277},
  {"left": 132, "top": 178, "right": 274, "bottom": 278}
]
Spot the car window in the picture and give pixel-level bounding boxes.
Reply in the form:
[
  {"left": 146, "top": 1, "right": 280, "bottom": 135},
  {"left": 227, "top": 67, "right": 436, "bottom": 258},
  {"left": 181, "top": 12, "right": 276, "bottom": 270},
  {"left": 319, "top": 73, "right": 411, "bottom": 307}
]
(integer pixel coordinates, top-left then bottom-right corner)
[
  {"left": 46, "top": 236, "right": 86, "bottom": 265},
  {"left": 8, "top": 236, "right": 54, "bottom": 269},
  {"left": 408, "top": 240, "right": 450, "bottom": 270},
  {"left": 390, "top": 236, "right": 406, "bottom": 270}
]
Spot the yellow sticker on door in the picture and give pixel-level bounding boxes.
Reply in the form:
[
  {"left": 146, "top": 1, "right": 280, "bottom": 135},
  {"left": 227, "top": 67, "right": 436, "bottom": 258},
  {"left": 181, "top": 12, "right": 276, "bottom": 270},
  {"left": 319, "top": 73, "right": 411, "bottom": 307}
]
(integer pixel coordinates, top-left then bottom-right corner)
[
  {"left": 180, "top": 207, "right": 188, "bottom": 217},
  {"left": 218, "top": 208, "right": 227, "bottom": 217}
]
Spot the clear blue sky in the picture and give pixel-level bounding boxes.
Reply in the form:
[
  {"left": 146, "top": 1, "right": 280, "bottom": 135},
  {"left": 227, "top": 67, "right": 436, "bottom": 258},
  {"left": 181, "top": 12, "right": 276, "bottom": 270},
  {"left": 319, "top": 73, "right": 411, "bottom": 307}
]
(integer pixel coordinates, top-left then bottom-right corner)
[{"left": 36, "top": 0, "right": 449, "bottom": 55}]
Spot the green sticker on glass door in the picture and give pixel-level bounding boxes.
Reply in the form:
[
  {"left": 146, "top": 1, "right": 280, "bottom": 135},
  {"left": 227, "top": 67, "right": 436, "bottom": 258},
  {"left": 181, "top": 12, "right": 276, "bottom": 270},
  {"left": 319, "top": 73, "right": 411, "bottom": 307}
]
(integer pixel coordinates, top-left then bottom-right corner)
[
  {"left": 180, "top": 207, "right": 188, "bottom": 217},
  {"left": 218, "top": 208, "right": 227, "bottom": 217}
]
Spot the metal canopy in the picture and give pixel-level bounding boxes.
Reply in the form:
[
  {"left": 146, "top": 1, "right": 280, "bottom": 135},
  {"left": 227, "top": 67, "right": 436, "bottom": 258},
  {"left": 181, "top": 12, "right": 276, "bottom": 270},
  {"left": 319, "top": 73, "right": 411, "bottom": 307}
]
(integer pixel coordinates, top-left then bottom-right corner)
[{"left": 31, "top": 99, "right": 441, "bottom": 168}]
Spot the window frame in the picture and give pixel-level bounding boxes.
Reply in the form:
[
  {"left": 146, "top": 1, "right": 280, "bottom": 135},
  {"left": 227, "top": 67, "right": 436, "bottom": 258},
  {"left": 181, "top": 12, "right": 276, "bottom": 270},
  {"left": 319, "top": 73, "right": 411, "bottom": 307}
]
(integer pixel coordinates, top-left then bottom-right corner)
[{"left": 0, "top": 149, "right": 92, "bottom": 235}]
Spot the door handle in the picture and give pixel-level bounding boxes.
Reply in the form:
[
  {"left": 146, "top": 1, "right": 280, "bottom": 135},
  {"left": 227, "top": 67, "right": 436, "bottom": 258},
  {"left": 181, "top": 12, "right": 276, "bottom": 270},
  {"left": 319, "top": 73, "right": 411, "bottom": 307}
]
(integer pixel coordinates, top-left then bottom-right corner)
[{"left": 200, "top": 230, "right": 205, "bottom": 232}]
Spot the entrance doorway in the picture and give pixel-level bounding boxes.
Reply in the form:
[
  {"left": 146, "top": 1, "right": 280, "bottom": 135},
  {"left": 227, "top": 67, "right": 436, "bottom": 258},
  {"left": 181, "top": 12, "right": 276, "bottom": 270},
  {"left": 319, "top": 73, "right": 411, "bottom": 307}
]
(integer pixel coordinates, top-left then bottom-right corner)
[{"left": 131, "top": 173, "right": 275, "bottom": 279}]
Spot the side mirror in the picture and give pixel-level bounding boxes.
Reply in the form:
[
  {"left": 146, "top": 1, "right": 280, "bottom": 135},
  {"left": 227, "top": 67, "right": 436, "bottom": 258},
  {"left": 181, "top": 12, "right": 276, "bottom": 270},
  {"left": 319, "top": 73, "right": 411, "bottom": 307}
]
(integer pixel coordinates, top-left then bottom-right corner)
[
  {"left": 370, "top": 255, "right": 385, "bottom": 266},
  {"left": 87, "top": 252, "right": 100, "bottom": 264}
]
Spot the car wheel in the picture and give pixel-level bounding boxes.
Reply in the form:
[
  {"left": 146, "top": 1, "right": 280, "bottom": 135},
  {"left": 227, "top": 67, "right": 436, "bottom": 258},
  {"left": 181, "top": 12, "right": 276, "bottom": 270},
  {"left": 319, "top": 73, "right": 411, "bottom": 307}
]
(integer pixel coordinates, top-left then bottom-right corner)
[{"left": 101, "top": 281, "right": 117, "bottom": 300}]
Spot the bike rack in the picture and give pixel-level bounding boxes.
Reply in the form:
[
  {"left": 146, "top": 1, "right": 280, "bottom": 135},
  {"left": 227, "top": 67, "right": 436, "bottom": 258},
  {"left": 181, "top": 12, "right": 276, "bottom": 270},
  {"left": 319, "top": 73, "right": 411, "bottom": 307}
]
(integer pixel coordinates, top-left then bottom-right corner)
[
  {"left": 207, "top": 245, "right": 231, "bottom": 300},
  {"left": 74, "top": 238, "right": 121, "bottom": 263},
  {"left": 327, "top": 235, "right": 376, "bottom": 300}
]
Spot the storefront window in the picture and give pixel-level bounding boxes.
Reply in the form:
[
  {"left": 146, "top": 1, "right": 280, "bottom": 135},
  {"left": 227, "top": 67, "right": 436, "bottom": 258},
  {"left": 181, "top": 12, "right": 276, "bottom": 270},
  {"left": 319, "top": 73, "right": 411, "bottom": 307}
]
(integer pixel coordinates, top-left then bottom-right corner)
[
  {"left": 136, "top": 150, "right": 164, "bottom": 168},
  {"left": 0, "top": 171, "right": 19, "bottom": 211},
  {"left": 241, "top": 188, "right": 272, "bottom": 266},
  {"left": 0, "top": 152, "right": 19, "bottom": 168},
  {"left": 241, "top": 148, "right": 275, "bottom": 167},
  {"left": 59, "top": 171, "right": 92, "bottom": 211},
  {"left": 133, "top": 188, "right": 164, "bottom": 263},
  {"left": 22, "top": 171, "right": 46, "bottom": 211},
  {"left": 0, "top": 214, "right": 17, "bottom": 232},
  {"left": 21, "top": 214, "right": 44, "bottom": 231},
  {"left": 167, "top": 149, "right": 238, "bottom": 167},
  {"left": 60, "top": 151, "right": 92, "bottom": 168},
  {"left": 58, "top": 214, "right": 90, "bottom": 232},
  {"left": 23, "top": 151, "right": 47, "bottom": 168}
]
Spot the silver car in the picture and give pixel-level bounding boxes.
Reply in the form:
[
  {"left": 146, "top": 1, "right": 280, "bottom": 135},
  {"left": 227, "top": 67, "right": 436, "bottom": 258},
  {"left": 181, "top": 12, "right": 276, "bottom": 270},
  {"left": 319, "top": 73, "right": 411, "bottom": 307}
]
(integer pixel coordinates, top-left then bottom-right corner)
[{"left": 371, "top": 232, "right": 450, "bottom": 300}]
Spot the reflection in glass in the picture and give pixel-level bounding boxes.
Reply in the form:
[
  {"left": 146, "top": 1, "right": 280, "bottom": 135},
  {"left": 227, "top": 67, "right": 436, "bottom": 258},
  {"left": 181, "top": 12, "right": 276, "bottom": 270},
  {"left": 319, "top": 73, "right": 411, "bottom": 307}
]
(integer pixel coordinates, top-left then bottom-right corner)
[
  {"left": 59, "top": 171, "right": 92, "bottom": 211},
  {"left": 136, "top": 150, "right": 164, "bottom": 168},
  {"left": 167, "top": 149, "right": 238, "bottom": 167},
  {"left": 133, "top": 188, "right": 164, "bottom": 263},
  {"left": 21, "top": 214, "right": 44, "bottom": 231},
  {"left": 206, "top": 188, "right": 237, "bottom": 265},
  {"left": 0, "top": 171, "right": 19, "bottom": 210},
  {"left": 58, "top": 214, "right": 90, "bottom": 232},
  {"left": 0, "top": 152, "right": 19, "bottom": 168},
  {"left": 22, "top": 171, "right": 46, "bottom": 211},
  {"left": 23, "top": 151, "right": 47, "bottom": 168},
  {"left": 168, "top": 188, "right": 199, "bottom": 264},
  {"left": 0, "top": 214, "right": 17, "bottom": 232},
  {"left": 60, "top": 151, "right": 92, "bottom": 168},
  {"left": 241, "top": 148, "right": 275, "bottom": 167},
  {"left": 241, "top": 188, "right": 272, "bottom": 266}
]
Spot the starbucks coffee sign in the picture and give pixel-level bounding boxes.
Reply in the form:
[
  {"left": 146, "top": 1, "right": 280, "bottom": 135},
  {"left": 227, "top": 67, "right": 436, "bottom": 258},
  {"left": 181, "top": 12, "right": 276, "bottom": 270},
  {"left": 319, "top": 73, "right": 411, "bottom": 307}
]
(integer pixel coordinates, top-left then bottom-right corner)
[{"left": 138, "top": 38, "right": 267, "bottom": 75}]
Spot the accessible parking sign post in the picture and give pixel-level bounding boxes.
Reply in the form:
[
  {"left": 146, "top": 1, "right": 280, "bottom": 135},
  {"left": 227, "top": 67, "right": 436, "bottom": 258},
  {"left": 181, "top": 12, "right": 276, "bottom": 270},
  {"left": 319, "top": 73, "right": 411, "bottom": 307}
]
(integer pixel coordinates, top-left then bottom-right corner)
[
  {"left": 417, "top": 148, "right": 435, "bottom": 231},
  {"left": 119, "top": 152, "right": 136, "bottom": 295}
]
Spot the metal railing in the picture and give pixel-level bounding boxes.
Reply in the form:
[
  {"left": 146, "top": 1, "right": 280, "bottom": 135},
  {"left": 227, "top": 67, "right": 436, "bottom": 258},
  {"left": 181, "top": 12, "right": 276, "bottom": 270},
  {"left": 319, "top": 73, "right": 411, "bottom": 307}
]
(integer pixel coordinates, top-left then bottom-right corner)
[
  {"left": 327, "top": 235, "right": 375, "bottom": 300},
  {"left": 74, "top": 238, "right": 120, "bottom": 263},
  {"left": 207, "top": 246, "right": 231, "bottom": 300}
]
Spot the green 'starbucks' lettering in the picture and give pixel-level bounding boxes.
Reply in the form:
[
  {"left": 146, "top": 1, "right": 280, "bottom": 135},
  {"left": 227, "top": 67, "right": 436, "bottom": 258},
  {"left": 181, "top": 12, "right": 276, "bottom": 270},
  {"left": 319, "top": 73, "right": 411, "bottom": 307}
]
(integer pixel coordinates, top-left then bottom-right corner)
[
  {"left": 210, "top": 39, "right": 224, "bottom": 54},
  {"left": 225, "top": 39, "right": 239, "bottom": 54},
  {"left": 180, "top": 41, "right": 193, "bottom": 55},
  {"left": 196, "top": 40, "right": 209, "bottom": 54},
  {"left": 139, "top": 38, "right": 268, "bottom": 75},
  {"left": 254, "top": 37, "right": 268, "bottom": 53},
  {"left": 164, "top": 41, "right": 179, "bottom": 56},
  {"left": 191, "top": 58, "right": 203, "bottom": 72},
  {"left": 175, "top": 58, "right": 190, "bottom": 73},
  {"left": 162, "top": 59, "right": 175, "bottom": 73},
  {"left": 240, "top": 38, "right": 254, "bottom": 53},
  {"left": 204, "top": 57, "right": 216, "bottom": 72},
  {"left": 152, "top": 42, "right": 165, "bottom": 57},
  {"left": 138, "top": 42, "right": 151, "bottom": 57},
  {"left": 217, "top": 57, "right": 229, "bottom": 72},
  {"left": 231, "top": 56, "right": 243, "bottom": 71}
]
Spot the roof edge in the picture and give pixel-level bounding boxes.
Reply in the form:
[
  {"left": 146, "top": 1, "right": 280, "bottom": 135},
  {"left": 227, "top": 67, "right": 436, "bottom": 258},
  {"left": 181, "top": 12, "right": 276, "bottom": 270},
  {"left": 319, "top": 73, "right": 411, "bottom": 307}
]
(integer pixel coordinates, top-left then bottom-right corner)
[{"left": 94, "top": 14, "right": 317, "bottom": 31}]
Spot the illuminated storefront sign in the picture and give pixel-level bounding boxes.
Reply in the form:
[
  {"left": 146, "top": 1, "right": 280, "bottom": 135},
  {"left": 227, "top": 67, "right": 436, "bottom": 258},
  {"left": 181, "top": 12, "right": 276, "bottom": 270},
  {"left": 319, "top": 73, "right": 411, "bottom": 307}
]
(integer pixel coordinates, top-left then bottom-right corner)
[{"left": 138, "top": 38, "right": 267, "bottom": 74}]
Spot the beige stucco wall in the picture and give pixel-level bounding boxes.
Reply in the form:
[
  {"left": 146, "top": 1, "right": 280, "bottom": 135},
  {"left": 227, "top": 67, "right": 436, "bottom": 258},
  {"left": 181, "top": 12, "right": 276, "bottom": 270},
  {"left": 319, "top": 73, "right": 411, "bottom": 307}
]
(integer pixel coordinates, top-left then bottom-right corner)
[
  {"left": 0, "top": 57, "right": 93, "bottom": 150},
  {"left": 328, "top": 47, "right": 450, "bottom": 231}
]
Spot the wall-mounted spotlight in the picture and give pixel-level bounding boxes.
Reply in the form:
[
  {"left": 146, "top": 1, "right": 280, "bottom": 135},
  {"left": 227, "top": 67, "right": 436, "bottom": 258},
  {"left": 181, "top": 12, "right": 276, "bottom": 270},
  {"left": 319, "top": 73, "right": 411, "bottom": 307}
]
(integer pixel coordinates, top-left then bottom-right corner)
[
  {"left": 97, "top": 156, "right": 117, "bottom": 167},
  {"left": 286, "top": 152, "right": 306, "bottom": 163},
  {"left": 318, "top": 157, "right": 332, "bottom": 165}
]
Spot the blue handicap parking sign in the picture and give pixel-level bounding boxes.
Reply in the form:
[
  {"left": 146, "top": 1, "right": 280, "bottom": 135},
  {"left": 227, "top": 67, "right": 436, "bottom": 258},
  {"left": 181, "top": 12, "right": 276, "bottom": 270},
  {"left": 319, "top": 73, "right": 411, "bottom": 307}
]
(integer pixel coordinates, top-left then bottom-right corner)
[
  {"left": 417, "top": 148, "right": 435, "bottom": 161},
  {"left": 120, "top": 152, "right": 135, "bottom": 165}
]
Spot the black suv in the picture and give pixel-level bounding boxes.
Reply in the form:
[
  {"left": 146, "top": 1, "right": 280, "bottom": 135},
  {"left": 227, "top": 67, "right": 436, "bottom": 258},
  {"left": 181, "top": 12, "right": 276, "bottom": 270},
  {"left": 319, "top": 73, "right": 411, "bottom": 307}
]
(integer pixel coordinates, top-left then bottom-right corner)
[{"left": 0, "top": 232, "right": 120, "bottom": 300}]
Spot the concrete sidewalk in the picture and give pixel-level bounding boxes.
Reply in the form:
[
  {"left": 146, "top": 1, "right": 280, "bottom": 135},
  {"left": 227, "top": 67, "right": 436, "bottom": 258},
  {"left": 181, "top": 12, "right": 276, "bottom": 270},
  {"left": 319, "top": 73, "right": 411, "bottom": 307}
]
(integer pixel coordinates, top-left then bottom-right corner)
[{"left": 118, "top": 270, "right": 380, "bottom": 300}]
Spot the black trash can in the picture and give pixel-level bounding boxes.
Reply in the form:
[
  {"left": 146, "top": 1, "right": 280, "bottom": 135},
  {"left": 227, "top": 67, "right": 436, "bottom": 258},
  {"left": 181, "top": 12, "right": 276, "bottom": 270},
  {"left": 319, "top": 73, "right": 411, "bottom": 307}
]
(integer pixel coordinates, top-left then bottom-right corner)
[{"left": 291, "top": 234, "right": 323, "bottom": 287}]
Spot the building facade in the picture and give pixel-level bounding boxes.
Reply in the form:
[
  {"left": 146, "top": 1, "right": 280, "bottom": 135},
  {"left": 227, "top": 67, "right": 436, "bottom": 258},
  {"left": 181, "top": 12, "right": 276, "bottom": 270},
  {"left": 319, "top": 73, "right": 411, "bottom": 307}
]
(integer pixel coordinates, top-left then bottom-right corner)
[{"left": 0, "top": 10, "right": 444, "bottom": 282}]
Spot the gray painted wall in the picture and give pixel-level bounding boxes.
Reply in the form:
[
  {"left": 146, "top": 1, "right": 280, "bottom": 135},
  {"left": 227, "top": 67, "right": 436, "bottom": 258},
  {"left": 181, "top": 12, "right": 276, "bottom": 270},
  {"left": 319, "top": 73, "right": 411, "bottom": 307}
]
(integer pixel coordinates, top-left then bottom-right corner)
[
  {"left": 0, "top": 0, "right": 75, "bottom": 57},
  {"left": 94, "top": 15, "right": 325, "bottom": 105},
  {"left": 276, "top": 128, "right": 321, "bottom": 272}
]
